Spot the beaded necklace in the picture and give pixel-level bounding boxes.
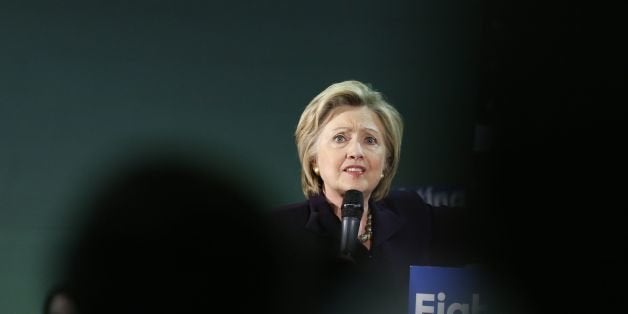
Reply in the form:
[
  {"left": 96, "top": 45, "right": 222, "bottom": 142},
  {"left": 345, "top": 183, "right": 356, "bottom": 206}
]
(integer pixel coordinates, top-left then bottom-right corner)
[{"left": 358, "top": 212, "right": 373, "bottom": 242}]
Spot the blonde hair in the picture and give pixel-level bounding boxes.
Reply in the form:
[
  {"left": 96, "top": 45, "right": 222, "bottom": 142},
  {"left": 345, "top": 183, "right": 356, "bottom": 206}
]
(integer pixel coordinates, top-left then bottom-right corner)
[{"left": 295, "top": 80, "right": 403, "bottom": 201}]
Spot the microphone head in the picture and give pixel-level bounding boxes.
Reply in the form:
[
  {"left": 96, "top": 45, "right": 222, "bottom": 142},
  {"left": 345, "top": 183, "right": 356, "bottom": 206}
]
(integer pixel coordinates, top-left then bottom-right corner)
[{"left": 341, "top": 189, "right": 363, "bottom": 219}]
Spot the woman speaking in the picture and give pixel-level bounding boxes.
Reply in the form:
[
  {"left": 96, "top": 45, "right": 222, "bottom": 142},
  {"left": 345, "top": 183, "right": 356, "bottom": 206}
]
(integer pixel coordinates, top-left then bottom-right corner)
[{"left": 270, "top": 80, "right": 473, "bottom": 314}]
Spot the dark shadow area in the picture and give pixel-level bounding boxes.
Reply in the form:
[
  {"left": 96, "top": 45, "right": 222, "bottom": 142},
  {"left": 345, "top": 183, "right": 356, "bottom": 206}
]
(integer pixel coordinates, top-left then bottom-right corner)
[
  {"left": 53, "top": 151, "right": 277, "bottom": 314},
  {"left": 475, "top": 1, "right": 628, "bottom": 313}
]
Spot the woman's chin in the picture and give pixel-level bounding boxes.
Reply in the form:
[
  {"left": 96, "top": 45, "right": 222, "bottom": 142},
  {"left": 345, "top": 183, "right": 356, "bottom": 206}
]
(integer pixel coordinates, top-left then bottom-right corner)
[{"left": 341, "top": 184, "right": 370, "bottom": 195}]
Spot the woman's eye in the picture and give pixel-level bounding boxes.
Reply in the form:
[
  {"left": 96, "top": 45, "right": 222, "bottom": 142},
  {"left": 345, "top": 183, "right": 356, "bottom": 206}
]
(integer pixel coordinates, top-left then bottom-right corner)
[
  {"left": 365, "top": 136, "right": 378, "bottom": 145},
  {"left": 333, "top": 134, "right": 346, "bottom": 143}
]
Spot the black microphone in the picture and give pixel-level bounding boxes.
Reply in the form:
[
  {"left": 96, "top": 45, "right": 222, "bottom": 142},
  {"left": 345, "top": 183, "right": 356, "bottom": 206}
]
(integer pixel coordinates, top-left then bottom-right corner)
[{"left": 339, "top": 189, "right": 364, "bottom": 260}]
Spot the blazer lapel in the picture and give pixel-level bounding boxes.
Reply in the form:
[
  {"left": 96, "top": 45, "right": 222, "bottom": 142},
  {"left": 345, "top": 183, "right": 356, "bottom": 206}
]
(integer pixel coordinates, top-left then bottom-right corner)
[
  {"left": 371, "top": 200, "right": 404, "bottom": 248},
  {"left": 304, "top": 194, "right": 341, "bottom": 238},
  {"left": 304, "top": 194, "right": 404, "bottom": 248}
]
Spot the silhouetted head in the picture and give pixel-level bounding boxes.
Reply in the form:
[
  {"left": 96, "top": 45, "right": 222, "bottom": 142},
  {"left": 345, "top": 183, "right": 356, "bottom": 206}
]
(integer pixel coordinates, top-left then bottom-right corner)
[{"left": 60, "top": 154, "right": 275, "bottom": 314}]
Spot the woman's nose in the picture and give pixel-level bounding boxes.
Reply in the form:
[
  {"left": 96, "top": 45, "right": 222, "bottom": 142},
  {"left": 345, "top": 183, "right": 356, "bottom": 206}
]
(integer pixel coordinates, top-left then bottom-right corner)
[{"left": 347, "top": 140, "right": 364, "bottom": 159}]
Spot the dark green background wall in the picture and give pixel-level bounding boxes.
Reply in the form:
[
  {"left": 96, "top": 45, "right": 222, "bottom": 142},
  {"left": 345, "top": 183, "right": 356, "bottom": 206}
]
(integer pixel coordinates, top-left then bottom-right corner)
[{"left": 0, "top": 1, "right": 482, "bottom": 312}]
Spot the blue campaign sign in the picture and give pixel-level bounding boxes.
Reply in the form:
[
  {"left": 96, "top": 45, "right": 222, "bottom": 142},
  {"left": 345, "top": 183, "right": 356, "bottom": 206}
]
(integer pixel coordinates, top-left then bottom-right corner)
[{"left": 408, "top": 266, "right": 489, "bottom": 314}]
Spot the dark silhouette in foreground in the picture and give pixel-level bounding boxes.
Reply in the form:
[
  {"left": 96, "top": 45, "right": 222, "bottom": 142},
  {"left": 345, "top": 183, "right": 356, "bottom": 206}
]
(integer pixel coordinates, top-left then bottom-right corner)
[{"left": 57, "top": 155, "right": 276, "bottom": 314}]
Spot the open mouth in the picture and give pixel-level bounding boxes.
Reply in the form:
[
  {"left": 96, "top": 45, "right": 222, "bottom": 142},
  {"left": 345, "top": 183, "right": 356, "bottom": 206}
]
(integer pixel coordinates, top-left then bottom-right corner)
[{"left": 343, "top": 166, "right": 365, "bottom": 174}]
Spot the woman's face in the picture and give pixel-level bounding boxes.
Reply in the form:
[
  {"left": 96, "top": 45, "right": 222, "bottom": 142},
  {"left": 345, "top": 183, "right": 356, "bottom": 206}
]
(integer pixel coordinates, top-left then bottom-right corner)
[{"left": 315, "top": 105, "right": 387, "bottom": 202}]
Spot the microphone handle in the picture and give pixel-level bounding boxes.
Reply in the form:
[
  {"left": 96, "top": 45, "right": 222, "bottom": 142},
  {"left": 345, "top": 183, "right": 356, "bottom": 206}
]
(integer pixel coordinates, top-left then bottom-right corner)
[{"left": 340, "top": 216, "right": 361, "bottom": 257}]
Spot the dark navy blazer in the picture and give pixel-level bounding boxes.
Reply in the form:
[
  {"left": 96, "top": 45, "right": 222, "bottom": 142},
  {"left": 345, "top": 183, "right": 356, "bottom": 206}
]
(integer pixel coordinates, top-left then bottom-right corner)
[{"left": 269, "top": 189, "right": 473, "bottom": 314}]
